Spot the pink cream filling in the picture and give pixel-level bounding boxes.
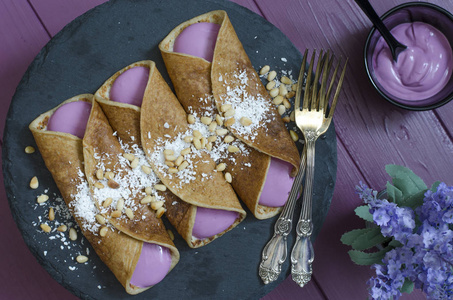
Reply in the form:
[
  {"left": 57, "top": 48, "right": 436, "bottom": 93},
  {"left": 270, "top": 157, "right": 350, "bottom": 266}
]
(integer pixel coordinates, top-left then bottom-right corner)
[
  {"left": 130, "top": 242, "right": 172, "bottom": 288},
  {"left": 192, "top": 207, "right": 239, "bottom": 239},
  {"left": 47, "top": 101, "right": 92, "bottom": 139},
  {"left": 173, "top": 22, "right": 221, "bottom": 62},
  {"left": 110, "top": 66, "right": 149, "bottom": 107},
  {"left": 258, "top": 158, "right": 295, "bottom": 207}
]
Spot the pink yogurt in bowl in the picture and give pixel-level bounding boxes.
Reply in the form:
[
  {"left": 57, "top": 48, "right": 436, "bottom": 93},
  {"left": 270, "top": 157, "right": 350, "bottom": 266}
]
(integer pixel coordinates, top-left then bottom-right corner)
[{"left": 364, "top": 2, "right": 453, "bottom": 110}]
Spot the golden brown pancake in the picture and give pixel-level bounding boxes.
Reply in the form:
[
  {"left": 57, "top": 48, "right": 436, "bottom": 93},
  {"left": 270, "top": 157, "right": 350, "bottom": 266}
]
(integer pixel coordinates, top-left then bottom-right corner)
[
  {"left": 159, "top": 11, "right": 300, "bottom": 219},
  {"left": 29, "top": 94, "right": 179, "bottom": 294},
  {"left": 95, "top": 61, "right": 246, "bottom": 247}
]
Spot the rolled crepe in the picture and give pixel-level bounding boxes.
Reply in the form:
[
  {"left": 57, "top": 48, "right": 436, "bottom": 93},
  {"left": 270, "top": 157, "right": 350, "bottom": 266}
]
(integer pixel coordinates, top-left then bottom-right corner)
[
  {"left": 159, "top": 10, "right": 300, "bottom": 219},
  {"left": 95, "top": 60, "right": 246, "bottom": 248},
  {"left": 29, "top": 94, "right": 179, "bottom": 294},
  {"left": 84, "top": 95, "right": 172, "bottom": 244}
]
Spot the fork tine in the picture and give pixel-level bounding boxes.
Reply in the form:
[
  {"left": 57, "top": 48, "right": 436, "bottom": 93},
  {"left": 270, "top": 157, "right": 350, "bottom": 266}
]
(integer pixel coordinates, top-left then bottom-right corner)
[
  {"left": 327, "top": 58, "right": 348, "bottom": 119},
  {"left": 318, "top": 50, "right": 332, "bottom": 112},
  {"left": 303, "top": 50, "right": 316, "bottom": 110},
  {"left": 295, "top": 49, "right": 309, "bottom": 112},
  {"left": 310, "top": 50, "right": 326, "bottom": 110},
  {"left": 324, "top": 55, "right": 340, "bottom": 110}
]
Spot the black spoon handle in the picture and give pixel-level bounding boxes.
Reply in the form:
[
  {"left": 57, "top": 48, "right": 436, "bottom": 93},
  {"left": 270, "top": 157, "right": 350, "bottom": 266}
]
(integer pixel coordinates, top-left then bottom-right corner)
[{"left": 354, "top": 0, "right": 406, "bottom": 60}]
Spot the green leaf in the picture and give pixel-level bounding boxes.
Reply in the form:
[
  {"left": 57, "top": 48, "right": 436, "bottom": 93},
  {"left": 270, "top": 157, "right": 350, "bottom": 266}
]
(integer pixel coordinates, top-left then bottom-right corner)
[
  {"left": 401, "top": 279, "right": 414, "bottom": 294},
  {"left": 388, "top": 239, "right": 402, "bottom": 248},
  {"left": 354, "top": 205, "right": 374, "bottom": 222},
  {"left": 341, "top": 228, "right": 376, "bottom": 246},
  {"left": 386, "top": 182, "right": 403, "bottom": 204},
  {"left": 351, "top": 227, "right": 390, "bottom": 251},
  {"left": 431, "top": 181, "right": 441, "bottom": 192},
  {"left": 392, "top": 177, "right": 423, "bottom": 199},
  {"left": 385, "top": 165, "right": 427, "bottom": 199},
  {"left": 348, "top": 247, "right": 391, "bottom": 266},
  {"left": 399, "top": 190, "right": 426, "bottom": 209}
]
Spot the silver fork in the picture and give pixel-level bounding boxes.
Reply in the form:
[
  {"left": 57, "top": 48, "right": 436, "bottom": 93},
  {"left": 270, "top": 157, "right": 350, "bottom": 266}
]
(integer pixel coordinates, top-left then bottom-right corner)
[
  {"left": 259, "top": 146, "right": 307, "bottom": 284},
  {"left": 290, "top": 50, "right": 347, "bottom": 287},
  {"left": 258, "top": 52, "right": 310, "bottom": 285}
]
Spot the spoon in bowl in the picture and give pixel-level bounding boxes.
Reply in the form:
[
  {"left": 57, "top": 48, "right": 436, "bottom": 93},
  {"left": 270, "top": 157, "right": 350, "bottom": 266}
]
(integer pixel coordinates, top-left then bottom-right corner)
[{"left": 354, "top": 0, "right": 407, "bottom": 61}]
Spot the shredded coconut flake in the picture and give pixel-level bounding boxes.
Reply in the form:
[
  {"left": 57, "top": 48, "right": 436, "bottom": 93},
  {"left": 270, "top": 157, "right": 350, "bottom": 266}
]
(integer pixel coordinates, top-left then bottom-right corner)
[
  {"left": 149, "top": 113, "right": 249, "bottom": 189},
  {"left": 71, "top": 174, "right": 100, "bottom": 234},
  {"left": 219, "top": 69, "right": 273, "bottom": 141},
  {"left": 89, "top": 137, "right": 165, "bottom": 220}
]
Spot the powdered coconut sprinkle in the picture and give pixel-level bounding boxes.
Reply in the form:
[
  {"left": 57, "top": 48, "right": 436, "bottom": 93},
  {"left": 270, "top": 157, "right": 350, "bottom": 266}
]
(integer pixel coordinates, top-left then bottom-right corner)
[
  {"left": 150, "top": 131, "right": 200, "bottom": 187},
  {"left": 90, "top": 137, "right": 165, "bottom": 219},
  {"left": 219, "top": 69, "right": 272, "bottom": 141},
  {"left": 149, "top": 113, "right": 249, "bottom": 189},
  {"left": 71, "top": 169, "right": 101, "bottom": 234}
]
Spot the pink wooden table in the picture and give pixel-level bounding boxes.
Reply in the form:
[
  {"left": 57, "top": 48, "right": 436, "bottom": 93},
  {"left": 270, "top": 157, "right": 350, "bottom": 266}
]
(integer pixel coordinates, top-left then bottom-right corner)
[{"left": 2, "top": 0, "right": 453, "bottom": 299}]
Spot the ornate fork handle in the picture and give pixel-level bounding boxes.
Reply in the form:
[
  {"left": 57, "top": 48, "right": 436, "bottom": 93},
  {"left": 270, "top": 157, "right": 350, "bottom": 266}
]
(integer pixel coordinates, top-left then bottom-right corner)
[
  {"left": 259, "top": 147, "right": 307, "bottom": 284},
  {"left": 291, "top": 133, "right": 317, "bottom": 287}
]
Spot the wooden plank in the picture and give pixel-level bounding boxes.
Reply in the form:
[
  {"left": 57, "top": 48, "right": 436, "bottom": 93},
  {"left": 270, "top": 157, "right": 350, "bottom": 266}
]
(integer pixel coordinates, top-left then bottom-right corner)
[
  {"left": 312, "top": 141, "right": 427, "bottom": 299},
  {"left": 434, "top": 102, "right": 453, "bottom": 140},
  {"left": 312, "top": 140, "right": 372, "bottom": 299},
  {"left": 0, "top": 0, "right": 50, "bottom": 143},
  {"left": 255, "top": 0, "right": 453, "bottom": 185},
  {"left": 330, "top": 0, "right": 453, "bottom": 188},
  {"left": 29, "top": 0, "right": 107, "bottom": 36},
  {"left": 253, "top": 0, "right": 451, "bottom": 298},
  {"left": 0, "top": 2, "right": 78, "bottom": 299},
  {"left": 263, "top": 276, "right": 326, "bottom": 300}
]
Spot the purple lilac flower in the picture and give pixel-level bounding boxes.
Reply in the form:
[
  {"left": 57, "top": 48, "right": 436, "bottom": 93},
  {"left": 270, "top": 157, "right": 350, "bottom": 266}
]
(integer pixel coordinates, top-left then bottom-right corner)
[
  {"left": 421, "top": 265, "right": 453, "bottom": 299},
  {"left": 356, "top": 181, "right": 378, "bottom": 205},
  {"left": 418, "top": 183, "right": 453, "bottom": 226},
  {"left": 368, "top": 249, "right": 413, "bottom": 300},
  {"left": 356, "top": 182, "right": 453, "bottom": 299},
  {"left": 368, "top": 199, "right": 415, "bottom": 243},
  {"left": 368, "top": 273, "right": 402, "bottom": 300}
]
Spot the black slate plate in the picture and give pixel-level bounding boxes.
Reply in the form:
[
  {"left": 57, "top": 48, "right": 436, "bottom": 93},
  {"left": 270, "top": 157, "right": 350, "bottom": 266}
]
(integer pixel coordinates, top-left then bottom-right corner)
[{"left": 2, "top": 0, "right": 337, "bottom": 299}]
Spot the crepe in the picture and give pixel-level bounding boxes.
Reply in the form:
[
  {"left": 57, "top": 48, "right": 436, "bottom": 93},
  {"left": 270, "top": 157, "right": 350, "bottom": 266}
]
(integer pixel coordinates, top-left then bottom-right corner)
[
  {"left": 159, "top": 10, "right": 300, "bottom": 219},
  {"left": 95, "top": 60, "right": 246, "bottom": 247},
  {"left": 29, "top": 94, "right": 179, "bottom": 294}
]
